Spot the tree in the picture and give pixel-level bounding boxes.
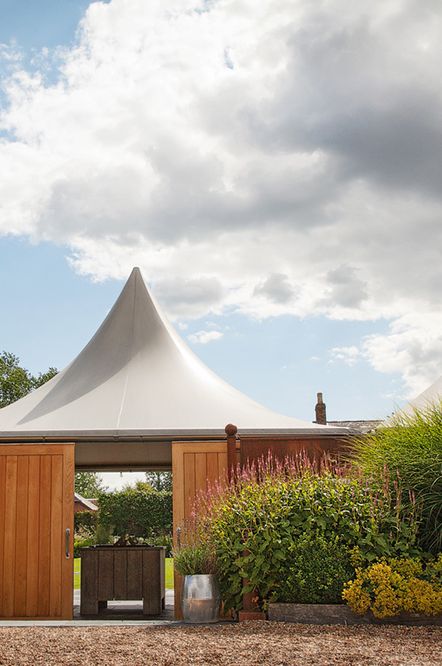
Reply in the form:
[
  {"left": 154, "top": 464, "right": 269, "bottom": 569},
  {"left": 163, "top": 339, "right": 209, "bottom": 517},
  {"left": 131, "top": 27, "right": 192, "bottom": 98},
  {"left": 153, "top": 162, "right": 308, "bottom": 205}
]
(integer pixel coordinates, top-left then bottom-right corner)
[
  {"left": 145, "top": 471, "right": 172, "bottom": 492},
  {"left": 0, "top": 350, "right": 57, "bottom": 408},
  {"left": 0, "top": 350, "right": 101, "bottom": 497},
  {"left": 75, "top": 472, "right": 105, "bottom": 497}
]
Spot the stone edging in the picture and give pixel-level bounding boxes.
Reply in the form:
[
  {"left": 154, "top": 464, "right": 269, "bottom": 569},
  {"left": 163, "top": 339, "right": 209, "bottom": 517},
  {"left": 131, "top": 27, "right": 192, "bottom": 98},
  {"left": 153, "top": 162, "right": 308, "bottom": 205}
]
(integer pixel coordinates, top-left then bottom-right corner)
[{"left": 268, "top": 603, "right": 442, "bottom": 626}]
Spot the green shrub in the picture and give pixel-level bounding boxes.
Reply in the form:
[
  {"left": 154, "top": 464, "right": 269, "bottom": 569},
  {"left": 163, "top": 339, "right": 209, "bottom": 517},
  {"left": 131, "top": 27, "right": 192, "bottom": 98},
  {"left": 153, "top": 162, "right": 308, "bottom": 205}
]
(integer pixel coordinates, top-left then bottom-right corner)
[
  {"left": 150, "top": 533, "right": 173, "bottom": 557},
  {"left": 97, "top": 481, "right": 172, "bottom": 541},
  {"left": 74, "top": 527, "right": 96, "bottom": 557},
  {"left": 196, "top": 456, "right": 420, "bottom": 611},
  {"left": 278, "top": 533, "right": 354, "bottom": 604},
  {"left": 343, "top": 554, "right": 442, "bottom": 618},
  {"left": 350, "top": 404, "right": 442, "bottom": 554},
  {"left": 74, "top": 510, "right": 97, "bottom": 534}
]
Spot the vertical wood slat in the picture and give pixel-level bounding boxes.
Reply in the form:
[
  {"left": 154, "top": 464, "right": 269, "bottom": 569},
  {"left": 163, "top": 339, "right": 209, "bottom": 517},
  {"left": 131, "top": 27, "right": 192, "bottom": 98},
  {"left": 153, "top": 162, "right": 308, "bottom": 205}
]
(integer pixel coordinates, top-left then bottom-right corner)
[
  {"left": 80, "top": 549, "right": 99, "bottom": 615},
  {"left": 195, "top": 454, "right": 207, "bottom": 496},
  {"left": 217, "top": 451, "right": 228, "bottom": 484},
  {"left": 50, "top": 455, "right": 63, "bottom": 617},
  {"left": 206, "top": 452, "right": 219, "bottom": 485},
  {"left": 61, "top": 443, "right": 74, "bottom": 620},
  {"left": 114, "top": 549, "right": 128, "bottom": 600},
  {"left": 26, "top": 456, "right": 41, "bottom": 617},
  {"left": 0, "top": 456, "right": 6, "bottom": 613},
  {"left": 98, "top": 550, "right": 114, "bottom": 601},
  {"left": 183, "top": 453, "right": 196, "bottom": 522},
  {"left": 127, "top": 549, "right": 143, "bottom": 599},
  {"left": 3, "top": 456, "right": 18, "bottom": 617},
  {"left": 14, "top": 456, "right": 29, "bottom": 616},
  {"left": 172, "top": 441, "right": 228, "bottom": 620},
  {"left": 143, "top": 549, "right": 163, "bottom": 615},
  {"left": 38, "top": 456, "right": 52, "bottom": 617}
]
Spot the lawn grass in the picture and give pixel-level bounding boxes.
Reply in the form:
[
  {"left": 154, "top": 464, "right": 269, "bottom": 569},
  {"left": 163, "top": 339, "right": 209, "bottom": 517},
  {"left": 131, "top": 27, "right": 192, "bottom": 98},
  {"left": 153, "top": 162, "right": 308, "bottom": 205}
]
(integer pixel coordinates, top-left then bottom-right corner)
[
  {"left": 74, "top": 558, "right": 81, "bottom": 590},
  {"left": 165, "top": 557, "right": 174, "bottom": 589},
  {"left": 73, "top": 557, "right": 174, "bottom": 590}
]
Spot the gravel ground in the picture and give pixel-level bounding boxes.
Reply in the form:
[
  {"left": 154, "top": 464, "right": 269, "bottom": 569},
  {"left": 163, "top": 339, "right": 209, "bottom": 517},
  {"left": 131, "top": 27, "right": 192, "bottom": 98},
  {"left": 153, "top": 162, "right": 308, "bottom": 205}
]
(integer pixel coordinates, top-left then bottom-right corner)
[{"left": 0, "top": 622, "right": 440, "bottom": 666}]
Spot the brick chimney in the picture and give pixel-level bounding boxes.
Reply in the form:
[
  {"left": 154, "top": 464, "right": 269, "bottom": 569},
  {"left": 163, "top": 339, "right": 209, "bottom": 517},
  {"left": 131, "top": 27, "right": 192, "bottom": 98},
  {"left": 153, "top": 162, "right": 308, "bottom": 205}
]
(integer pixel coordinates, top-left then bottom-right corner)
[{"left": 315, "top": 392, "right": 327, "bottom": 425}]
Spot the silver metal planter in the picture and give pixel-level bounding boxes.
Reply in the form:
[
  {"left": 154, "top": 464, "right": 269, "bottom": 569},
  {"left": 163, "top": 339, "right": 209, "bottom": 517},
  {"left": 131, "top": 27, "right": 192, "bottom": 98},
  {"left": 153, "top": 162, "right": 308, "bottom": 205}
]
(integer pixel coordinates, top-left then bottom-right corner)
[{"left": 182, "top": 574, "right": 220, "bottom": 623}]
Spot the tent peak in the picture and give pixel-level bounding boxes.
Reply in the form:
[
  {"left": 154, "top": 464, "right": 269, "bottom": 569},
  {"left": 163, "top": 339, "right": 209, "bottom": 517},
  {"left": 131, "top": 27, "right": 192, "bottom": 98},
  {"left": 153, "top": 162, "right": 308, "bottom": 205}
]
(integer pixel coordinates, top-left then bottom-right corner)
[
  {"left": 127, "top": 266, "right": 142, "bottom": 282},
  {"left": 0, "top": 266, "right": 350, "bottom": 438}
]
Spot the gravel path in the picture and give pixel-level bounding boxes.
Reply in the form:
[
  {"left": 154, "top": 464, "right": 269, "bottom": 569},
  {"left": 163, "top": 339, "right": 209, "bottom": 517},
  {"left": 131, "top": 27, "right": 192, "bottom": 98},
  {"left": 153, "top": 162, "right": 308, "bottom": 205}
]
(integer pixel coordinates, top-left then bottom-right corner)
[{"left": 0, "top": 622, "right": 440, "bottom": 666}]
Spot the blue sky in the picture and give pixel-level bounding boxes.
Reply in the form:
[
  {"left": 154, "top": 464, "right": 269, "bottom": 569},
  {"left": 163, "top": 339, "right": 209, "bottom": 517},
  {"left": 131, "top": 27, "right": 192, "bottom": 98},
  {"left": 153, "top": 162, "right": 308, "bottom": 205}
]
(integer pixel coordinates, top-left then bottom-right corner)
[
  {"left": 0, "top": 0, "right": 94, "bottom": 50},
  {"left": 1, "top": 0, "right": 441, "bottom": 465},
  {"left": 0, "top": 236, "right": 401, "bottom": 422}
]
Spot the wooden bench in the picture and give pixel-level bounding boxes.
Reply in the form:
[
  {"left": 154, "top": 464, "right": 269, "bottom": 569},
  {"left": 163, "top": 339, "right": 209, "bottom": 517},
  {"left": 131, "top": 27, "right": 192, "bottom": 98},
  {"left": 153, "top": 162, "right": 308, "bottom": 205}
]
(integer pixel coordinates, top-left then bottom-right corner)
[{"left": 80, "top": 546, "right": 165, "bottom": 616}]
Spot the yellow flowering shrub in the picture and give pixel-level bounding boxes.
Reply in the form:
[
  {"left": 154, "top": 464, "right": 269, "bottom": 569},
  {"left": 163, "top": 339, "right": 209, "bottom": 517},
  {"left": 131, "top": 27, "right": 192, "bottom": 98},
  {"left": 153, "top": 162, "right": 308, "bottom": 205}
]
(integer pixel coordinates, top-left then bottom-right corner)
[{"left": 343, "top": 555, "right": 442, "bottom": 619}]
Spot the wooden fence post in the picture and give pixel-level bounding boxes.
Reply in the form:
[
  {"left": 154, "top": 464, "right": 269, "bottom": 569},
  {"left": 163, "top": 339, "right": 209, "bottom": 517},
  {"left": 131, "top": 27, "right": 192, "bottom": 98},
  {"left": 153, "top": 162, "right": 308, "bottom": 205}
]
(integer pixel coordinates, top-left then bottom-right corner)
[{"left": 225, "top": 423, "right": 238, "bottom": 482}]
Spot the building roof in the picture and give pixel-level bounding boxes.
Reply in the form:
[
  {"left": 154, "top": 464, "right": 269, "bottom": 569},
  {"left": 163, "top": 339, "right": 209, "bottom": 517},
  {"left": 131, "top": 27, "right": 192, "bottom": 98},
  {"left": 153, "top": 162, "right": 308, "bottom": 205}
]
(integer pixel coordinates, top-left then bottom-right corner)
[
  {"left": 326, "top": 420, "right": 383, "bottom": 434},
  {"left": 0, "top": 268, "right": 348, "bottom": 441},
  {"left": 74, "top": 493, "right": 98, "bottom": 512}
]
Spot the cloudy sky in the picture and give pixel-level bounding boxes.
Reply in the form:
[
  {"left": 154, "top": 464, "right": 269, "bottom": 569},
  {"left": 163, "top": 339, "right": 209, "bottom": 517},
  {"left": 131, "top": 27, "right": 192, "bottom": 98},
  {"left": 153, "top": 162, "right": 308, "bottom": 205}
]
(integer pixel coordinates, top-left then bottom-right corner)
[{"left": 1, "top": 0, "right": 441, "bottom": 486}]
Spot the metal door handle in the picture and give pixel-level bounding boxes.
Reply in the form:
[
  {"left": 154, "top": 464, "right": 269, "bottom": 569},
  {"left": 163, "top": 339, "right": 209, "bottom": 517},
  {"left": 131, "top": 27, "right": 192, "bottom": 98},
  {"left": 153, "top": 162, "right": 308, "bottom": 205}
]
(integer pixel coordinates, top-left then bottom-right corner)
[
  {"left": 176, "top": 527, "right": 181, "bottom": 549},
  {"left": 65, "top": 528, "right": 71, "bottom": 559}
]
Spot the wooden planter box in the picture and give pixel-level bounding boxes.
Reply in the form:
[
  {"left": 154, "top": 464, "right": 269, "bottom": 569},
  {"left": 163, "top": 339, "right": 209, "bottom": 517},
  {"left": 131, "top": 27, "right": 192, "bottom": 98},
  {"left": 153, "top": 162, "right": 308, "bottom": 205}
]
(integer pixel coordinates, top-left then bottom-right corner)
[
  {"left": 268, "top": 603, "right": 442, "bottom": 626},
  {"left": 80, "top": 546, "right": 165, "bottom": 616}
]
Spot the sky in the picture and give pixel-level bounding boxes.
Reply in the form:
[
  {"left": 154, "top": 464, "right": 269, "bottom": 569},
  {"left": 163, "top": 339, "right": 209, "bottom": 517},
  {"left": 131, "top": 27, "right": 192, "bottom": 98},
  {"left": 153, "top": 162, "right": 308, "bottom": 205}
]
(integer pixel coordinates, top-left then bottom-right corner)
[{"left": 0, "top": 1, "right": 441, "bottom": 487}]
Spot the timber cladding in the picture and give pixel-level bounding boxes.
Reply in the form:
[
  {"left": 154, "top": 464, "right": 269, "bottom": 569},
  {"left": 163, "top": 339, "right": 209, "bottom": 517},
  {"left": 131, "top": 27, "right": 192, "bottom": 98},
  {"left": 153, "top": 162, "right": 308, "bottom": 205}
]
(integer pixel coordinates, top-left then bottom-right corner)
[
  {"left": 172, "top": 441, "right": 228, "bottom": 619},
  {"left": 240, "top": 436, "right": 348, "bottom": 467},
  {"left": 0, "top": 443, "right": 74, "bottom": 620}
]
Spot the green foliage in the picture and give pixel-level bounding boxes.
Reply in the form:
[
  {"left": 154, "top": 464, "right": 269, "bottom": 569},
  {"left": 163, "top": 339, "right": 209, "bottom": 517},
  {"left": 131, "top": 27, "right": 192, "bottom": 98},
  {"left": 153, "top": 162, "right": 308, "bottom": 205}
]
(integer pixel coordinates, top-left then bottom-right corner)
[
  {"left": 278, "top": 533, "right": 354, "bottom": 604},
  {"left": 145, "top": 472, "right": 172, "bottom": 492},
  {"left": 149, "top": 533, "right": 173, "bottom": 557},
  {"left": 343, "top": 554, "right": 442, "bottom": 618},
  {"left": 197, "top": 459, "right": 420, "bottom": 611},
  {"left": 74, "top": 509, "right": 97, "bottom": 534},
  {"left": 73, "top": 527, "right": 96, "bottom": 557},
  {"left": 75, "top": 472, "right": 105, "bottom": 497},
  {"left": 173, "top": 542, "right": 217, "bottom": 576},
  {"left": 350, "top": 404, "right": 442, "bottom": 554},
  {"left": 33, "top": 367, "right": 59, "bottom": 389},
  {"left": 0, "top": 350, "right": 57, "bottom": 408},
  {"left": 95, "top": 523, "right": 113, "bottom": 545},
  {"left": 97, "top": 482, "right": 172, "bottom": 541}
]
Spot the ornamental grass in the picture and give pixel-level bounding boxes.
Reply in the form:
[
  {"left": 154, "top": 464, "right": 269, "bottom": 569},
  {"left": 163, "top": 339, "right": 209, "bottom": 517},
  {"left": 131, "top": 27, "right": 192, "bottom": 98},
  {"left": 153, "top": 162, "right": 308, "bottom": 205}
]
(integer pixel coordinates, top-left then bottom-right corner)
[{"left": 350, "top": 403, "right": 442, "bottom": 554}]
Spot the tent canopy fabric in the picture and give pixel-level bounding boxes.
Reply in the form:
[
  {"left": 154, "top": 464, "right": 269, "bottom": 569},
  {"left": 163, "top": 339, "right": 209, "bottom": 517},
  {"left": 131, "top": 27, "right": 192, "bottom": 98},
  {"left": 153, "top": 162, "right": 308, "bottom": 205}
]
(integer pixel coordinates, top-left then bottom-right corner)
[
  {"left": 0, "top": 268, "right": 348, "bottom": 451},
  {"left": 402, "top": 375, "right": 442, "bottom": 415}
]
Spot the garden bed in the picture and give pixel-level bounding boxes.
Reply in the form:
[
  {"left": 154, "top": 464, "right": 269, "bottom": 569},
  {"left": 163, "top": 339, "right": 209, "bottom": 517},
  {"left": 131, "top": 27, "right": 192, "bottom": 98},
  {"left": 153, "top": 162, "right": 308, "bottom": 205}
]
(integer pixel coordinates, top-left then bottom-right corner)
[{"left": 268, "top": 603, "right": 442, "bottom": 626}]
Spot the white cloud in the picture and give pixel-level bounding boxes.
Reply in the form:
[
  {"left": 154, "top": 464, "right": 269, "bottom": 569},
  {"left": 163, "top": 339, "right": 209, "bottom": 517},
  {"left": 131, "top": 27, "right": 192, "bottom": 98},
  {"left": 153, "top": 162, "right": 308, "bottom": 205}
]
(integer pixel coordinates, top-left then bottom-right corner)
[
  {"left": 362, "top": 313, "right": 442, "bottom": 398},
  {"left": 254, "top": 273, "right": 296, "bottom": 304},
  {"left": 187, "top": 330, "right": 224, "bottom": 345},
  {"left": 0, "top": 0, "right": 441, "bottom": 391},
  {"left": 330, "top": 345, "right": 361, "bottom": 367},
  {"left": 329, "top": 313, "right": 442, "bottom": 397}
]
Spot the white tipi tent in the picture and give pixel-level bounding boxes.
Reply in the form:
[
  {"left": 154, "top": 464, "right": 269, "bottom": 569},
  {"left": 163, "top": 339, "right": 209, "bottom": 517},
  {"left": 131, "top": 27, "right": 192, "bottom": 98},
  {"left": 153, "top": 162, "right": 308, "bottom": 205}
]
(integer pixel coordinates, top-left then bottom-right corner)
[
  {"left": 0, "top": 268, "right": 347, "bottom": 469},
  {"left": 402, "top": 375, "right": 442, "bottom": 414}
]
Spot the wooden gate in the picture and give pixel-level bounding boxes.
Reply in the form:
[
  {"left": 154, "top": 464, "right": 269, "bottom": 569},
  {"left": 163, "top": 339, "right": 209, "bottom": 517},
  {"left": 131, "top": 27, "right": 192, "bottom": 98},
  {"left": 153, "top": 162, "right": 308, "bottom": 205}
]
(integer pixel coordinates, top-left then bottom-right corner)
[
  {"left": 0, "top": 443, "right": 74, "bottom": 620},
  {"left": 172, "top": 441, "right": 227, "bottom": 619}
]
